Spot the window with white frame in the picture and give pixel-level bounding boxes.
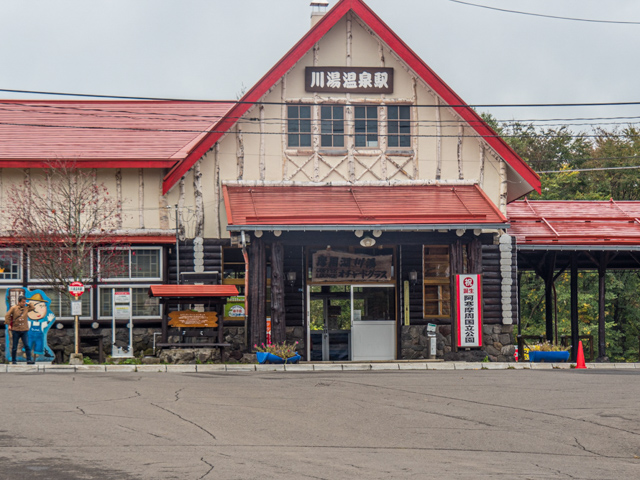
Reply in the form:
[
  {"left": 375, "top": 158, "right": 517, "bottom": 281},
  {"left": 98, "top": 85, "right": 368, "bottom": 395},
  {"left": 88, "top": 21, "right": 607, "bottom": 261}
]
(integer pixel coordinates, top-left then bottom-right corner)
[
  {"left": 40, "top": 289, "right": 92, "bottom": 319},
  {"left": 287, "top": 105, "right": 312, "bottom": 148},
  {"left": 287, "top": 104, "right": 412, "bottom": 151},
  {"left": 99, "top": 247, "right": 162, "bottom": 281},
  {"left": 28, "top": 249, "right": 93, "bottom": 282},
  {"left": 98, "top": 286, "right": 161, "bottom": 319},
  {"left": 387, "top": 105, "right": 411, "bottom": 148},
  {"left": 320, "top": 105, "right": 345, "bottom": 147},
  {"left": 355, "top": 105, "right": 379, "bottom": 147},
  {"left": 0, "top": 249, "right": 22, "bottom": 282}
]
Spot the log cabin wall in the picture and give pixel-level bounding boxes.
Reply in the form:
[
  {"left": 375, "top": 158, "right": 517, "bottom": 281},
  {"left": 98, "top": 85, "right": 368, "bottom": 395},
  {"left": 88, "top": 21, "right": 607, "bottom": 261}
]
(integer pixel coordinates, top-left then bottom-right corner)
[{"left": 166, "top": 239, "right": 224, "bottom": 285}]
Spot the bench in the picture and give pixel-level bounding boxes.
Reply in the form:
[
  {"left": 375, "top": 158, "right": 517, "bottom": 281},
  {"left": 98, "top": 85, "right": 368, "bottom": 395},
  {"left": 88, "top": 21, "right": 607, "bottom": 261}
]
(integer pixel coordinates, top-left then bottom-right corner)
[
  {"left": 157, "top": 311, "right": 230, "bottom": 355},
  {"left": 80, "top": 334, "right": 105, "bottom": 364}
]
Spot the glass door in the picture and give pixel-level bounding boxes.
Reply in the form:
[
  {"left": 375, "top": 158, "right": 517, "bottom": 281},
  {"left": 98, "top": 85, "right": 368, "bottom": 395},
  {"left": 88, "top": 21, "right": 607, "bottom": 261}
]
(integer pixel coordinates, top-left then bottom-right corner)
[{"left": 308, "top": 286, "right": 351, "bottom": 361}]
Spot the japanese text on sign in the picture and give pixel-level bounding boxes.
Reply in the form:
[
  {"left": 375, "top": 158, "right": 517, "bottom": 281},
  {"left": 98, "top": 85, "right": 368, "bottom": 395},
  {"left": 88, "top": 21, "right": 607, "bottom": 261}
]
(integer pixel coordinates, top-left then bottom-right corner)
[
  {"left": 456, "top": 274, "right": 483, "bottom": 348},
  {"left": 312, "top": 250, "right": 392, "bottom": 282},
  {"left": 305, "top": 67, "right": 394, "bottom": 94}
]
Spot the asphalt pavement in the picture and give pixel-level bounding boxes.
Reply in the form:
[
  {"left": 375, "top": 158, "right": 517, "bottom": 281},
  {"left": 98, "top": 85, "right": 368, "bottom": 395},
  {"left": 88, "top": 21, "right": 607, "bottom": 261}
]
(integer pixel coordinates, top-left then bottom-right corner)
[{"left": 1, "top": 366, "right": 639, "bottom": 479}]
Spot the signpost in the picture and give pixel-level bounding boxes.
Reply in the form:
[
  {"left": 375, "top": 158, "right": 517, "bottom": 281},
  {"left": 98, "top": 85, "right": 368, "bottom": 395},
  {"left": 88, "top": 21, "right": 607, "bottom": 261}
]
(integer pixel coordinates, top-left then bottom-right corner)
[
  {"left": 68, "top": 281, "right": 85, "bottom": 355},
  {"left": 112, "top": 288, "right": 133, "bottom": 358}
]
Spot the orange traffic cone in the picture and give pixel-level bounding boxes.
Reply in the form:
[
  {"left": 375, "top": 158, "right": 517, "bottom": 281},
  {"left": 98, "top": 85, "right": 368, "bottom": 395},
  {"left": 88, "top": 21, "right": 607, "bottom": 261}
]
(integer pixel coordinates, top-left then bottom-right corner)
[{"left": 575, "top": 341, "right": 587, "bottom": 369}]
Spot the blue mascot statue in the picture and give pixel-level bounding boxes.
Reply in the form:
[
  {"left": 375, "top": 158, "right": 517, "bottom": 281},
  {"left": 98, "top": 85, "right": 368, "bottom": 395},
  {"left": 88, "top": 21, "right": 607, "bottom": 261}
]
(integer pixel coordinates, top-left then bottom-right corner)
[{"left": 5, "top": 288, "right": 56, "bottom": 363}]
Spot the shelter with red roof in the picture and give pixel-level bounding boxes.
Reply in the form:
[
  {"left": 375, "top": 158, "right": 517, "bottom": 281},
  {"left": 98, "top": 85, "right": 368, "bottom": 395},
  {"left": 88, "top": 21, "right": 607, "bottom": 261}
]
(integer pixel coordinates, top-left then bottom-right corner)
[{"left": 2, "top": 0, "right": 599, "bottom": 364}]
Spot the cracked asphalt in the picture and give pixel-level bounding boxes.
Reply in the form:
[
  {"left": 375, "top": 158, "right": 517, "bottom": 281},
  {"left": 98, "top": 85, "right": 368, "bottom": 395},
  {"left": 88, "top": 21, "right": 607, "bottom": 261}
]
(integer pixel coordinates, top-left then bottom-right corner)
[{"left": 0, "top": 369, "right": 639, "bottom": 479}]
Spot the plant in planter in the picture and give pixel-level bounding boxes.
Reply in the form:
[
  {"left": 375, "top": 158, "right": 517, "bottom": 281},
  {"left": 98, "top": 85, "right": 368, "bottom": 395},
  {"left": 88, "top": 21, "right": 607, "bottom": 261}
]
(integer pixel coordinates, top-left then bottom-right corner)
[
  {"left": 528, "top": 342, "right": 571, "bottom": 362},
  {"left": 254, "top": 341, "right": 301, "bottom": 364}
]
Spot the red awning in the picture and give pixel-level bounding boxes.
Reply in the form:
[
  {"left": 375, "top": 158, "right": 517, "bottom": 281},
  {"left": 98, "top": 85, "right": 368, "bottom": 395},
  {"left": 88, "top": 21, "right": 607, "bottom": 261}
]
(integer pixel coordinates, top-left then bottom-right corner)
[
  {"left": 508, "top": 199, "right": 640, "bottom": 246},
  {"left": 223, "top": 184, "right": 507, "bottom": 229},
  {"left": 148, "top": 285, "right": 239, "bottom": 298}
]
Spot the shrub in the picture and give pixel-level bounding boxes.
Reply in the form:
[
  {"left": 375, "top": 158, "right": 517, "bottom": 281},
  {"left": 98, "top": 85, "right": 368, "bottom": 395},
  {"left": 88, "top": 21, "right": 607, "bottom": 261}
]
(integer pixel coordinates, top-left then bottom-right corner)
[{"left": 254, "top": 341, "right": 299, "bottom": 359}]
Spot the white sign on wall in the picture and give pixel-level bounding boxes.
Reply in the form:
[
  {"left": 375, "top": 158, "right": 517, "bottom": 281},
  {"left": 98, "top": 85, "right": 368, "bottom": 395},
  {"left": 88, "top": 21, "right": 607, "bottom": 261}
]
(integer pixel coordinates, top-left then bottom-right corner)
[
  {"left": 456, "top": 274, "right": 483, "bottom": 348},
  {"left": 114, "top": 291, "right": 131, "bottom": 303},
  {"left": 114, "top": 305, "right": 131, "bottom": 319}
]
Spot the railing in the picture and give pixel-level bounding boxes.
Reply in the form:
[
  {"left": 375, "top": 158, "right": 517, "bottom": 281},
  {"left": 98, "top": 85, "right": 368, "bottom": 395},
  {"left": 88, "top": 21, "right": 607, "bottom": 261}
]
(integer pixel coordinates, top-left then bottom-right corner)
[{"left": 560, "top": 335, "right": 594, "bottom": 362}]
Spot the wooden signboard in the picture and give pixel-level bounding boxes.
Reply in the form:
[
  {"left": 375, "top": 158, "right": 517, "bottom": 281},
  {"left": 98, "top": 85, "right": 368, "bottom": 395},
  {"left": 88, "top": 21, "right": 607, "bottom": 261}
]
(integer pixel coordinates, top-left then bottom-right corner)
[
  {"left": 168, "top": 311, "right": 218, "bottom": 328},
  {"left": 312, "top": 250, "right": 393, "bottom": 282},
  {"left": 305, "top": 67, "right": 394, "bottom": 93}
]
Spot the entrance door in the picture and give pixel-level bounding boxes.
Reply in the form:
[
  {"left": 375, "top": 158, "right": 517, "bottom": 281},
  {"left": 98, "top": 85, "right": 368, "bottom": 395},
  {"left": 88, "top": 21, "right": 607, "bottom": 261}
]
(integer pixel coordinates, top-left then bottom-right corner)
[
  {"left": 308, "top": 287, "right": 351, "bottom": 361},
  {"left": 307, "top": 284, "right": 396, "bottom": 361},
  {"left": 351, "top": 285, "right": 396, "bottom": 361}
]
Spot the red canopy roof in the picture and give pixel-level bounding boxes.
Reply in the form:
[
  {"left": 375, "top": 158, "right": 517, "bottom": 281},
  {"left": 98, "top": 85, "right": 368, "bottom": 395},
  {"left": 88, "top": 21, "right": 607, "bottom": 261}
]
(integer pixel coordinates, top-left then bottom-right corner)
[
  {"left": 0, "top": 100, "right": 234, "bottom": 168},
  {"left": 508, "top": 199, "right": 640, "bottom": 246},
  {"left": 148, "top": 285, "right": 239, "bottom": 298},
  {"left": 223, "top": 184, "right": 507, "bottom": 229}
]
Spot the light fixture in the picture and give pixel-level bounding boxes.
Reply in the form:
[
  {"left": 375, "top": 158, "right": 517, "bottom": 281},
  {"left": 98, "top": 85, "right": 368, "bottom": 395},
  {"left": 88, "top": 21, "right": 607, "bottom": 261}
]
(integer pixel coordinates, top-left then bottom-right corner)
[
  {"left": 91, "top": 322, "right": 100, "bottom": 330},
  {"left": 354, "top": 230, "right": 364, "bottom": 238},
  {"left": 56, "top": 323, "right": 64, "bottom": 330},
  {"left": 273, "top": 230, "right": 282, "bottom": 237},
  {"left": 456, "top": 229, "right": 465, "bottom": 237},
  {"left": 372, "top": 230, "right": 382, "bottom": 238},
  {"left": 254, "top": 230, "right": 263, "bottom": 238},
  {"left": 360, "top": 236, "right": 376, "bottom": 247},
  {"left": 409, "top": 270, "right": 418, "bottom": 286},
  {"left": 287, "top": 271, "right": 297, "bottom": 287}
]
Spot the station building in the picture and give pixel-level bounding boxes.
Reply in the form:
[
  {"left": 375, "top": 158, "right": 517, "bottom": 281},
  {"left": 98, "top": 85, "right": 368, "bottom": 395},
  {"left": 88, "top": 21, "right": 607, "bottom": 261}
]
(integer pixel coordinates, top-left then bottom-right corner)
[{"left": 0, "top": 0, "right": 542, "bottom": 362}]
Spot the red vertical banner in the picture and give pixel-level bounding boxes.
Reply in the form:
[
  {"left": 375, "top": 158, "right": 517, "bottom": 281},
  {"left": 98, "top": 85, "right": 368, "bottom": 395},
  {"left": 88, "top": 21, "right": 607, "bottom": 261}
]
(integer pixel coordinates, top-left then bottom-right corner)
[
  {"left": 456, "top": 274, "right": 482, "bottom": 348},
  {"left": 266, "top": 317, "right": 272, "bottom": 345}
]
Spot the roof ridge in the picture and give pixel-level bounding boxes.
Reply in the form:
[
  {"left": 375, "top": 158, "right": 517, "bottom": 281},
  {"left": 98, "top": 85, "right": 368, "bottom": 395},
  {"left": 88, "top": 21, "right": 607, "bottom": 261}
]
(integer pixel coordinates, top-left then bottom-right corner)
[{"left": 162, "top": 0, "right": 540, "bottom": 196}]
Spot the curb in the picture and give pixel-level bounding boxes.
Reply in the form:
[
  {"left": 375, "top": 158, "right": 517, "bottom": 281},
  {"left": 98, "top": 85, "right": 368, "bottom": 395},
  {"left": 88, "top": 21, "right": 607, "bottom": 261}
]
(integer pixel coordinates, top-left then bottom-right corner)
[{"left": 0, "top": 362, "right": 637, "bottom": 373}]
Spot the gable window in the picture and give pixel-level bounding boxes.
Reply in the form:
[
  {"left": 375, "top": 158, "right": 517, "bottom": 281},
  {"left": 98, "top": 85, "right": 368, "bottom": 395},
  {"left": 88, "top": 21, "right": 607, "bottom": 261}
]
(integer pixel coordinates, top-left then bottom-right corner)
[
  {"left": 0, "top": 249, "right": 22, "bottom": 282},
  {"left": 99, "top": 247, "right": 162, "bottom": 281},
  {"left": 287, "top": 105, "right": 311, "bottom": 147},
  {"left": 355, "top": 105, "right": 379, "bottom": 147},
  {"left": 387, "top": 105, "right": 411, "bottom": 148},
  {"left": 320, "top": 105, "right": 344, "bottom": 147}
]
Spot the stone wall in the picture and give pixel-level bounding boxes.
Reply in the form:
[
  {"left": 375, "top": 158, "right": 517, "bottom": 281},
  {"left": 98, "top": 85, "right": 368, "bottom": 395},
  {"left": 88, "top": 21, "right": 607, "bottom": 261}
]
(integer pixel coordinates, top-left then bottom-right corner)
[
  {"left": 400, "top": 324, "right": 516, "bottom": 362},
  {"left": 3, "top": 323, "right": 516, "bottom": 363}
]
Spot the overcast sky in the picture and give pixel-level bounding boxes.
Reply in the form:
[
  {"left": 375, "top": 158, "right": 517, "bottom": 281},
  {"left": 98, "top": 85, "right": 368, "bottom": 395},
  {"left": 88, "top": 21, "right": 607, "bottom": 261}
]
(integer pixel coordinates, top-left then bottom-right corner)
[{"left": 1, "top": 0, "right": 639, "bottom": 132}]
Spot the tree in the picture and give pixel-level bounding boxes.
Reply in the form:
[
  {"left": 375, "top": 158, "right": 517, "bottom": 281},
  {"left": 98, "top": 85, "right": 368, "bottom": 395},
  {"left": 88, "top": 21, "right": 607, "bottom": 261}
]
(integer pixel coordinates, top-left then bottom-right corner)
[{"left": 5, "top": 162, "right": 125, "bottom": 296}]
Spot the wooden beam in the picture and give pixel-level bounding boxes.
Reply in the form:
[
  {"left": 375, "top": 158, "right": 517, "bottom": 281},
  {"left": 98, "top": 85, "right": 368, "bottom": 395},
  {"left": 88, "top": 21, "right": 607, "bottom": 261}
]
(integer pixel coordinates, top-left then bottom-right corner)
[
  {"left": 570, "top": 252, "right": 579, "bottom": 362},
  {"left": 598, "top": 252, "right": 607, "bottom": 360},
  {"left": 271, "top": 241, "right": 286, "bottom": 343},
  {"left": 248, "top": 238, "right": 267, "bottom": 348}
]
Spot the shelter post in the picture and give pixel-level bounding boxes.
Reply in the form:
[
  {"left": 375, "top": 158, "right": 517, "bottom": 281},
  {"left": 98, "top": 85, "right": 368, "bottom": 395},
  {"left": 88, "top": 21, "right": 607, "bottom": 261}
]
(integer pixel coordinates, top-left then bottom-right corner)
[{"left": 570, "top": 252, "right": 579, "bottom": 362}]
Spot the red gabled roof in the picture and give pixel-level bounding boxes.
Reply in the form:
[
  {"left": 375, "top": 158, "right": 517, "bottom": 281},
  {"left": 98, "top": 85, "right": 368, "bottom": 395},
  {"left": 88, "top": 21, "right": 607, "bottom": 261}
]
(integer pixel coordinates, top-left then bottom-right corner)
[
  {"left": 508, "top": 199, "right": 640, "bottom": 246},
  {"left": 0, "top": 100, "right": 234, "bottom": 168},
  {"left": 148, "top": 285, "right": 239, "bottom": 298},
  {"left": 163, "top": 0, "right": 540, "bottom": 195},
  {"left": 223, "top": 184, "right": 507, "bottom": 228}
]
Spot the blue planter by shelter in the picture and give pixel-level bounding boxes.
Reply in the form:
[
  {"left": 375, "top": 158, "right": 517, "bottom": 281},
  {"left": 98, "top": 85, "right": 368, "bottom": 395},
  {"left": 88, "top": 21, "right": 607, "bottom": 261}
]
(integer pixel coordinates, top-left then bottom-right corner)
[
  {"left": 528, "top": 351, "right": 570, "bottom": 363},
  {"left": 256, "top": 352, "right": 301, "bottom": 364}
]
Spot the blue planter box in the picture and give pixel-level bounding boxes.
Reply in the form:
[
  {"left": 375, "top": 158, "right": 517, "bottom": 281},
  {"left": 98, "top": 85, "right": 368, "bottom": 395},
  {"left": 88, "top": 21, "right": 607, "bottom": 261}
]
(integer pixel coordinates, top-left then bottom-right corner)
[
  {"left": 528, "top": 351, "right": 570, "bottom": 363},
  {"left": 256, "top": 352, "right": 301, "bottom": 364}
]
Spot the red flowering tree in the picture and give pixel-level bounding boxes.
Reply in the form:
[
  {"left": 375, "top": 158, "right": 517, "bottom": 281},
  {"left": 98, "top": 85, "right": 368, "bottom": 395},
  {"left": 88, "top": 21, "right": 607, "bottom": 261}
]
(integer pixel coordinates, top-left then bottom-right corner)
[{"left": 5, "top": 162, "right": 125, "bottom": 296}]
